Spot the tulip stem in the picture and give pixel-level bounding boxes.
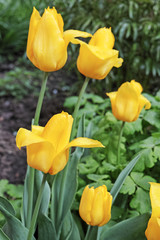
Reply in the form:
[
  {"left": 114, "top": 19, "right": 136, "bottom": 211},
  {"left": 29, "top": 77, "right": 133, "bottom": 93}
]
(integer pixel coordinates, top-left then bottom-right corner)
[
  {"left": 117, "top": 121, "right": 125, "bottom": 165},
  {"left": 27, "top": 174, "right": 48, "bottom": 240},
  {"left": 85, "top": 225, "right": 91, "bottom": 240},
  {"left": 26, "top": 72, "right": 49, "bottom": 229},
  {"left": 70, "top": 76, "right": 90, "bottom": 140}
]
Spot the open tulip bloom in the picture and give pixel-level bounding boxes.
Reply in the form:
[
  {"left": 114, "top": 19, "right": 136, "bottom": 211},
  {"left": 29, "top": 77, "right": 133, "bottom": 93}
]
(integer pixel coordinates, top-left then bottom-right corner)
[
  {"left": 16, "top": 111, "right": 104, "bottom": 175},
  {"left": 145, "top": 183, "right": 160, "bottom": 240},
  {"left": 107, "top": 80, "right": 151, "bottom": 122},
  {"left": 71, "top": 27, "right": 123, "bottom": 80},
  {"left": 27, "top": 7, "right": 92, "bottom": 72}
]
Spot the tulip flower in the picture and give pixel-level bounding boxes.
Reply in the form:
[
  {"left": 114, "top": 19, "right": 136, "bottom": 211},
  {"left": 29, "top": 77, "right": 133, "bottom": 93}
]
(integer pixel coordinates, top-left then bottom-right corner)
[
  {"left": 16, "top": 112, "right": 104, "bottom": 175},
  {"left": 106, "top": 80, "right": 151, "bottom": 122},
  {"left": 79, "top": 185, "right": 112, "bottom": 226},
  {"left": 27, "top": 7, "right": 92, "bottom": 72},
  {"left": 145, "top": 183, "right": 160, "bottom": 240},
  {"left": 71, "top": 27, "right": 123, "bottom": 80}
]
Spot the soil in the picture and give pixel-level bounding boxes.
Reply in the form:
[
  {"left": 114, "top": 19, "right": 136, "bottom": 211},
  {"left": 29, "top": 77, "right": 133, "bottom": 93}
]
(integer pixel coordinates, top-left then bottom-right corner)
[{"left": 0, "top": 69, "right": 74, "bottom": 184}]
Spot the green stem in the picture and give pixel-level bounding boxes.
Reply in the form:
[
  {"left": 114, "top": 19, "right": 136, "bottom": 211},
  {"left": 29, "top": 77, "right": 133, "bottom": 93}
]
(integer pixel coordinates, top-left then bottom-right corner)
[
  {"left": 117, "top": 121, "right": 125, "bottom": 165},
  {"left": 84, "top": 225, "right": 91, "bottom": 240},
  {"left": 70, "top": 77, "right": 90, "bottom": 141},
  {"left": 26, "top": 72, "right": 49, "bottom": 229},
  {"left": 27, "top": 174, "right": 48, "bottom": 240}
]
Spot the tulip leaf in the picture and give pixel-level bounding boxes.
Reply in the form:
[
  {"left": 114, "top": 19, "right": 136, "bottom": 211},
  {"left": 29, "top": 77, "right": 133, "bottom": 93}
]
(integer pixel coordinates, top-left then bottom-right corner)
[
  {"left": 85, "top": 226, "right": 99, "bottom": 240},
  {"left": 22, "top": 167, "right": 50, "bottom": 227},
  {"left": 60, "top": 211, "right": 81, "bottom": 240},
  {"left": 0, "top": 197, "right": 35, "bottom": 240},
  {"left": 38, "top": 214, "right": 57, "bottom": 240},
  {"left": 110, "top": 153, "right": 141, "bottom": 203},
  {"left": 0, "top": 229, "right": 10, "bottom": 240},
  {"left": 51, "top": 115, "right": 85, "bottom": 233},
  {"left": 100, "top": 213, "right": 150, "bottom": 240}
]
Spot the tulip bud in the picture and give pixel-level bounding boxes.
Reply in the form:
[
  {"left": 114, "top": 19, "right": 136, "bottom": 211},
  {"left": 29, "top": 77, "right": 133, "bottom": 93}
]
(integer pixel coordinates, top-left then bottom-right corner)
[
  {"left": 107, "top": 80, "right": 151, "bottom": 122},
  {"left": 79, "top": 185, "right": 112, "bottom": 226}
]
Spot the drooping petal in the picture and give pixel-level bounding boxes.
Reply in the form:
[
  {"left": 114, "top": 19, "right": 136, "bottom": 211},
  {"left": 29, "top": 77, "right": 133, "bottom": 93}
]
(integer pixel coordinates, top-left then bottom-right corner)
[
  {"left": 63, "top": 29, "right": 92, "bottom": 47},
  {"left": 79, "top": 186, "right": 94, "bottom": 225},
  {"left": 67, "top": 137, "right": 104, "bottom": 149},
  {"left": 27, "top": 141, "right": 54, "bottom": 173},
  {"left": 42, "top": 112, "right": 73, "bottom": 154},
  {"left": 32, "top": 8, "right": 66, "bottom": 71},
  {"left": 16, "top": 128, "right": 47, "bottom": 150},
  {"left": 133, "top": 94, "right": 151, "bottom": 121}
]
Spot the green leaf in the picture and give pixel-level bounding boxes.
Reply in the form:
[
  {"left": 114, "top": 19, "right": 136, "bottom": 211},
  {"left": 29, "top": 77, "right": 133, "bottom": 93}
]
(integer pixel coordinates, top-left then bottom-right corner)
[
  {"left": 110, "top": 153, "right": 141, "bottom": 203},
  {"left": 78, "top": 156, "right": 99, "bottom": 175},
  {"left": 100, "top": 213, "right": 150, "bottom": 240},
  {"left": 130, "top": 188, "right": 151, "bottom": 214},
  {"left": 0, "top": 197, "right": 35, "bottom": 240},
  {"left": 60, "top": 211, "right": 81, "bottom": 240},
  {"left": 133, "top": 148, "right": 155, "bottom": 171},
  {"left": 120, "top": 176, "right": 136, "bottom": 195},
  {"left": 131, "top": 172, "right": 156, "bottom": 191},
  {"left": 0, "top": 180, "right": 9, "bottom": 197},
  {"left": 63, "top": 96, "right": 78, "bottom": 109},
  {"left": 6, "top": 184, "right": 23, "bottom": 199},
  {"left": 0, "top": 229, "right": 10, "bottom": 240},
  {"left": 144, "top": 110, "right": 160, "bottom": 129},
  {"left": 38, "top": 214, "right": 57, "bottom": 240},
  {"left": 87, "top": 174, "right": 109, "bottom": 182}
]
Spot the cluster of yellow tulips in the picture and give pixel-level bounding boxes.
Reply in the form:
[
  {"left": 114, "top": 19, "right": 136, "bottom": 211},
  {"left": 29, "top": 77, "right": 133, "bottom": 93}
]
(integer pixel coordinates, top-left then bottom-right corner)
[{"left": 14, "top": 6, "right": 156, "bottom": 240}]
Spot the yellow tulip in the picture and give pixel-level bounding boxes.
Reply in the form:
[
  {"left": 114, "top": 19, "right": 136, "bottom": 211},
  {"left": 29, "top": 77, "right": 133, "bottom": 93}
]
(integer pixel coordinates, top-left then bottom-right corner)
[
  {"left": 145, "top": 183, "right": 160, "bottom": 240},
  {"left": 79, "top": 185, "right": 112, "bottom": 226},
  {"left": 27, "top": 7, "right": 92, "bottom": 72},
  {"left": 16, "top": 112, "right": 104, "bottom": 175},
  {"left": 106, "top": 80, "right": 151, "bottom": 122},
  {"left": 71, "top": 27, "right": 123, "bottom": 80}
]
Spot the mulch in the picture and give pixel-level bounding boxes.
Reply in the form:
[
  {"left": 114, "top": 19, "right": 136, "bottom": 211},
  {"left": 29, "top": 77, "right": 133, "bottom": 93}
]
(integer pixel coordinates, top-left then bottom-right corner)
[{"left": 0, "top": 70, "right": 74, "bottom": 183}]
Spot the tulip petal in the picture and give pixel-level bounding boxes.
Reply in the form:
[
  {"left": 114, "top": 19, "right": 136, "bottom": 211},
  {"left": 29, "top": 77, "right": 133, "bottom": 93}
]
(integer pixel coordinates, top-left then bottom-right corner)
[
  {"left": 32, "top": 125, "right": 44, "bottom": 136},
  {"left": 42, "top": 112, "right": 73, "bottom": 154},
  {"left": 79, "top": 186, "right": 94, "bottom": 225},
  {"left": 114, "top": 82, "right": 140, "bottom": 122},
  {"left": 149, "top": 182, "right": 160, "bottom": 217},
  {"left": 130, "top": 80, "right": 143, "bottom": 94},
  {"left": 133, "top": 94, "right": 151, "bottom": 121},
  {"left": 32, "top": 8, "right": 66, "bottom": 71},
  {"left": 145, "top": 216, "right": 160, "bottom": 240},
  {"left": 26, "top": 7, "right": 41, "bottom": 65},
  {"left": 89, "top": 27, "right": 115, "bottom": 49},
  {"left": 99, "top": 190, "right": 112, "bottom": 226},
  {"left": 67, "top": 137, "right": 104, "bottom": 149},
  {"left": 27, "top": 141, "right": 54, "bottom": 173},
  {"left": 63, "top": 29, "right": 92, "bottom": 47},
  {"left": 48, "top": 149, "right": 69, "bottom": 175},
  {"left": 91, "top": 188, "right": 105, "bottom": 225},
  {"left": 16, "top": 128, "right": 47, "bottom": 150}
]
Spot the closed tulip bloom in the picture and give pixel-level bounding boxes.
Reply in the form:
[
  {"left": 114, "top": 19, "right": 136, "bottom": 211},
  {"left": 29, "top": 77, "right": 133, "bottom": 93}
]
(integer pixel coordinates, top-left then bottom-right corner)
[
  {"left": 16, "top": 112, "right": 104, "bottom": 175},
  {"left": 107, "top": 80, "right": 151, "bottom": 122},
  {"left": 79, "top": 185, "right": 112, "bottom": 226},
  {"left": 145, "top": 183, "right": 160, "bottom": 240},
  {"left": 27, "top": 7, "right": 91, "bottom": 72},
  {"left": 71, "top": 27, "right": 123, "bottom": 80}
]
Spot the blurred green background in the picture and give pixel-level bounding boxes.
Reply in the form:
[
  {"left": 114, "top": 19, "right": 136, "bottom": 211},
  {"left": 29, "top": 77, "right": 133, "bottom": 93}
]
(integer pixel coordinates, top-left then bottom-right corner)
[{"left": 0, "top": 0, "right": 160, "bottom": 95}]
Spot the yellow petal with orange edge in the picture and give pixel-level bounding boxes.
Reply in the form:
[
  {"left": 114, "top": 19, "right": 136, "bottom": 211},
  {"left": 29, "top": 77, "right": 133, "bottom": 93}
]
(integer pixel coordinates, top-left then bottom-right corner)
[
  {"left": 149, "top": 182, "right": 160, "bottom": 217},
  {"left": 26, "top": 7, "right": 41, "bottom": 64},
  {"left": 114, "top": 82, "right": 139, "bottom": 122},
  {"left": 27, "top": 141, "right": 54, "bottom": 173},
  {"left": 16, "top": 128, "right": 47, "bottom": 150},
  {"left": 79, "top": 186, "right": 94, "bottom": 225},
  {"left": 67, "top": 137, "right": 104, "bottom": 149},
  {"left": 48, "top": 149, "right": 69, "bottom": 175},
  {"left": 89, "top": 27, "right": 115, "bottom": 49},
  {"left": 32, "top": 8, "right": 66, "bottom": 71},
  {"left": 42, "top": 112, "right": 73, "bottom": 154},
  {"left": 145, "top": 216, "right": 160, "bottom": 240},
  {"left": 63, "top": 29, "right": 92, "bottom": 47}
]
